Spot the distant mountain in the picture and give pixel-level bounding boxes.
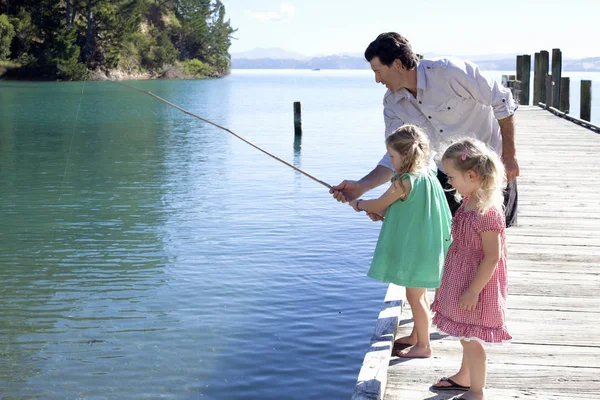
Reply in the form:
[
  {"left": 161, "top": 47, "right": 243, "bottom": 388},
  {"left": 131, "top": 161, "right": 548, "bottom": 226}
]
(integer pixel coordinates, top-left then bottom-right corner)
[
  {"left": 232, "top": 53, "right": 600, "bottom": 72},
  {"left": 424, "top": 53, "right": 517, "bottom": 62},
  {"left": 231, "top": 48, "right": 308, "bottom": 60},
  {"left": 232, "top": 54, "right": 368, "bottom": 69},
  {"left": 564, "top": 57, "right": 600, "bottom": 71}
]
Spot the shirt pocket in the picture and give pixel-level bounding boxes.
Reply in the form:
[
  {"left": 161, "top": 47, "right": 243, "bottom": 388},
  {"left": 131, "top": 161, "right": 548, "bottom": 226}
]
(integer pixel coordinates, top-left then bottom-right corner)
[
  {"left": 433, "top": 95, "right": 471, "bottom": 126},
  {"left": 435, "top": 96, "right": 465, "bottom": 115}
]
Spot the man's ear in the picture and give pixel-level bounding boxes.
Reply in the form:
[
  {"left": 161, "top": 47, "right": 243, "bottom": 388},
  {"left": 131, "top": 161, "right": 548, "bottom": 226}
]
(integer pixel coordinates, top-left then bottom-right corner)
[{"left": 393, "top": 59, "right": 404, "bottom": 71}]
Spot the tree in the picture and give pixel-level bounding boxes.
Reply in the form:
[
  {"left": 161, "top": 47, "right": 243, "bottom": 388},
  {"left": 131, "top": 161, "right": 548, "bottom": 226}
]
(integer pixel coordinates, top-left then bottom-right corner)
[
  {"left": 1, "top": 0, "right": 236, "bottom": 79},
  {"left": 0, "top": 14, "right": 15, "bottom": 60}
]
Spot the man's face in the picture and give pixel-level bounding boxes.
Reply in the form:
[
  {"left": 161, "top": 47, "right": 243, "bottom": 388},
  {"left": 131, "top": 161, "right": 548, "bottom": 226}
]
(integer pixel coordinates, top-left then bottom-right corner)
[{"left": 369, "top": 56, "right": 403, "bottom": 92}]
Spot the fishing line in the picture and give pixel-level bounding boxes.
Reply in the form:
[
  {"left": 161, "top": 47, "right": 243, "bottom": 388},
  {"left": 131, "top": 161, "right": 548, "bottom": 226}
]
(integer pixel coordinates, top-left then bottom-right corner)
[{"left": 109, "top": 80, "right": 332, "bottom": 189}]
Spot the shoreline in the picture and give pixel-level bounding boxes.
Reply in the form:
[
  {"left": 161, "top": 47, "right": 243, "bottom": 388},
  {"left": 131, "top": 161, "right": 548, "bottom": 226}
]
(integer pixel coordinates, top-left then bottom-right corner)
[{"left": 0, "top": 65, "right": 228, "bottom": 82}]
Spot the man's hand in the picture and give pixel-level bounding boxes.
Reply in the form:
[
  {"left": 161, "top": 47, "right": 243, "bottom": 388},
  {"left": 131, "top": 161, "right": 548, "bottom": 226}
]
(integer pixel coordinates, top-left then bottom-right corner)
[
  {"left": 503, "top": 155, "right": 520, "bottom": 183},
  {"left": 330, "top": 180, "right": 363, "bottom": 203}
]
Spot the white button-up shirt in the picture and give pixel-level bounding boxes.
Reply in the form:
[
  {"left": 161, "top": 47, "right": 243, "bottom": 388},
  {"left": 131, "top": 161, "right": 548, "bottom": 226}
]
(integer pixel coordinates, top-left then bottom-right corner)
[{"left": 379, "top": 58, "right": 518, "bottom": 171}]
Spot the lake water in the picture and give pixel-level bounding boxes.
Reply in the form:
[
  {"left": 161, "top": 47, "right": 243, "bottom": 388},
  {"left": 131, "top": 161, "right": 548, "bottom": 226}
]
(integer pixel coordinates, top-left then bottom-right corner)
[{"left": 1, "top": 69, "right": 598, "bottom": 399}]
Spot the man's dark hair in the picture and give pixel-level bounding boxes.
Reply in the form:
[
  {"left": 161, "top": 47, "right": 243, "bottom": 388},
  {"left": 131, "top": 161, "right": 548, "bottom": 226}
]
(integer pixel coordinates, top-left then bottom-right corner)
[{"left": 364, "top": 32, "right": 419, "bottom": 69}]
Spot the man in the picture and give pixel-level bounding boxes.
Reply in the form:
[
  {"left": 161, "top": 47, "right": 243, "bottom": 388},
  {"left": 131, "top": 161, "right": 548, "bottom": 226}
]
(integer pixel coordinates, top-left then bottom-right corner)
[{"left": 330, "top": 32, "right": 519, "bottom": 226}]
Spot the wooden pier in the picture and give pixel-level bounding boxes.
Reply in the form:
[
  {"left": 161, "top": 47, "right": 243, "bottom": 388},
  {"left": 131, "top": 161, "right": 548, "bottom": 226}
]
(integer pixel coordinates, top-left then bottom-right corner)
[{"left": 352, "top": 106, "right": 600, "bottom": 399}]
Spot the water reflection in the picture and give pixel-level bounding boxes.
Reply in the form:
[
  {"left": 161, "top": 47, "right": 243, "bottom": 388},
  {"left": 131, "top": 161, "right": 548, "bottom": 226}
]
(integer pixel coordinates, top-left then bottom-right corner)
[{"left": 0, "top": 81, "right": 174, "bottom": 397}]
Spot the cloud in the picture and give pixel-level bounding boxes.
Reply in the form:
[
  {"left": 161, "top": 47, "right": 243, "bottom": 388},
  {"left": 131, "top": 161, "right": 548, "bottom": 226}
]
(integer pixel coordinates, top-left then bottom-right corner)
[{"left": 247, "top": 2, "right": 295, "bottom": 23}]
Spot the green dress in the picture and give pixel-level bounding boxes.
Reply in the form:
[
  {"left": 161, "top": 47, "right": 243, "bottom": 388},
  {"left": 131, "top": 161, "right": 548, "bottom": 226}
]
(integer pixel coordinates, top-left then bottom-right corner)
[{"left": 367, "top": 168, "right": 452, "bottom": 288}]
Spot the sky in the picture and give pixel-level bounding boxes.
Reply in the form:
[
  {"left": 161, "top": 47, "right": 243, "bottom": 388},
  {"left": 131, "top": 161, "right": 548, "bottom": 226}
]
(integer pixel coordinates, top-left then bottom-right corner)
[{"left": 220, "top": 0, "right": 599, "bottom": 59}]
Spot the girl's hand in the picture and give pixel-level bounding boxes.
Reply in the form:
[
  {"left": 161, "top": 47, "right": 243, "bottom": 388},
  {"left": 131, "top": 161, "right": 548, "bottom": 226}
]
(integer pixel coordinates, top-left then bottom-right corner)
[
  {"left": 366, "top": 211, "right": 384, "bottom": 221},
  {"left": 349, "top": 199, "right": 362, "bottom": 212},
  {"left": 459, "top": 289, "right": 479, "bottom": 311}
]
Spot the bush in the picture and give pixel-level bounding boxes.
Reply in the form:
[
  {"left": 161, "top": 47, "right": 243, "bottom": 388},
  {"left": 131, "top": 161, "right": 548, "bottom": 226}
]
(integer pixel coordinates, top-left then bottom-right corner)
[
  {"left": 181, "top": 59, "right": 213, "bottom": 77},
  {"left": 57, "top": 59, "right": 90, "bottom": 81},
  {"left": 0, "top": 14, "right": 15, "bottom": 60}
]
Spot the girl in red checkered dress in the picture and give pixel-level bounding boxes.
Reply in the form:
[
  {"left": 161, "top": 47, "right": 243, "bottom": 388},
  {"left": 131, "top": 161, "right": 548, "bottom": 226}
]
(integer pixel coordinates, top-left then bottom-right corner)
[{"left": 431, "top": 138, "right": 512, "bottom": 400}]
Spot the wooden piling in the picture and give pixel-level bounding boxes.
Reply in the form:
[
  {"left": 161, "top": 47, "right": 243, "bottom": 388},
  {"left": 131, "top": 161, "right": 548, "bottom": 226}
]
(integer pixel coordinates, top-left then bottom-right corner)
[
  {"left": 540, "top": 51, "right": 550, "bottom": 105},
  {"left": 551, "top": 48, "right": 562, "bottom": 108},
  {"left": 293, "top": 101, "right": 302, "bottom": 136},
  {"left": 544, "top": 74, "right": 554, "bottom": 108},
  {"left": 506, "top": 80, "right": 521, "bottom": 104},
  {"left": 520, "top": 54, "right": 531, "bottom": 105},
  {"left": 534, "top": 51, "right": 549, "bottom": 105},
  {"left": 581, "top": 80, "right": 592, "bottom": 122},
  {"left": 533, "top": 53, "right": 541, "bottom": 103},
  {"left": 516, "top": 56, "right": 523, "bottom": 82},
  {"left": 559, "top": 77, "right": 570, "bottom": 113}
]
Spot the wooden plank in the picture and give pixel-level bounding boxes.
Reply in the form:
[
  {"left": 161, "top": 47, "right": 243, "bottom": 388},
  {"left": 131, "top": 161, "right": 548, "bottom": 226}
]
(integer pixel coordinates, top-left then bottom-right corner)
[
  {"left": 378, "top": 106, "right": 600, "bottom": 399},
  {"left": 352, "top": 284, "right": 405, "bottom": 400},
  {"left": 508, "top": 294, "right": 600, "bottom": 313},
  {"left": 385, "top": 318, "right": 600, "bottom": 399}
]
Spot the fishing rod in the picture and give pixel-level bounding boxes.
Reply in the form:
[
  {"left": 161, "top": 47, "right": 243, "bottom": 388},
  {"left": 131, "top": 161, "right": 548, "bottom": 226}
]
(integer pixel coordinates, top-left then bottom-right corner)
[{"left": 109, "top": 80, "right": 332, "bottom": 190}]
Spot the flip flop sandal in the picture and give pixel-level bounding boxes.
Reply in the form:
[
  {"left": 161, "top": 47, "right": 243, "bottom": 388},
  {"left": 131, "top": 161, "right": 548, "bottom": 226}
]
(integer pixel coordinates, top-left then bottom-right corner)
[{"left": 431, "top": 377, "right": 470, "bottom": 391}]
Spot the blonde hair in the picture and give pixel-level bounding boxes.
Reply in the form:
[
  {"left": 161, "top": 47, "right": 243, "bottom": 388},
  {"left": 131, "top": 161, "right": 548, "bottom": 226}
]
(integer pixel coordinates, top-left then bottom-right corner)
[
  {"left": 385, "top": 124, "right": 431, "bottom": 176},
  {"left": 442, "top": 138, "right": 506, "bottom": 214}
]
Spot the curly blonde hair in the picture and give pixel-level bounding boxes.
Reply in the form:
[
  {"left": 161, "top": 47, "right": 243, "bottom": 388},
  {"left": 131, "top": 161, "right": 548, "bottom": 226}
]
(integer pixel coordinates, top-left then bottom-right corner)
[
  {"left": 385, "top": 124, "right": 431, "bottom": 176},
  {"left": 442, "top": 138, "right": 506, "bottom": 214}
]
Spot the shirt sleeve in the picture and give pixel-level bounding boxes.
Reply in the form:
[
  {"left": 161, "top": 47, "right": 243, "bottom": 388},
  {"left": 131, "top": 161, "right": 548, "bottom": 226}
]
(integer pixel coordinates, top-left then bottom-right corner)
[
  {"left": 444, "top": 59, "right": 518, "bottom": 120},
  {"left": 378, "top": 104, "right": 404, "bottom": 170}
]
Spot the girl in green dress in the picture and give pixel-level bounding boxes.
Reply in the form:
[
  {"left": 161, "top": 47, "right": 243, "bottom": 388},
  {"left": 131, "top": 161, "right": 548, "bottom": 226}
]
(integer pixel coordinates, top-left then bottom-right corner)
[{"left": 350, "top": 124, "right": 452, "bottom": 358}]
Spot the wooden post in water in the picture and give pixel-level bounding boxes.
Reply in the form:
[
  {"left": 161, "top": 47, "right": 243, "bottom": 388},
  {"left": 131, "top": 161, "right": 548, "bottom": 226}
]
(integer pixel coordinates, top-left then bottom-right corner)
[
  {"left": 533, "top": 52, "right": 541, "bottom": 103},
  {"left": 520, "top": 54, "right": 531, "bottom": 105},
  {"left": 545, "top": 74, "right": 554, "bottom": 108},
  {"left": 507, "top": 79, "right": 521, "bottom": 103},
  {"left": 293, "top": 101, "right": 302, "bottom": 136},
  {"left": 581, "top": 80, "right": 592, "bottom": 122},
  {"left": 516, "top": 56, "right": 523, "bottom": 82},
  {"left": 551, "top": 48, "right": 562, "bottom": 108},
  {"left": 559, "top": 77, "right": 570, "bottom": 113},
  {"left": 540, "top": 51, "right": 549, "bottom": 104},
  {"left": 534, "top": 51, "right": 549, "bottom": 105}
]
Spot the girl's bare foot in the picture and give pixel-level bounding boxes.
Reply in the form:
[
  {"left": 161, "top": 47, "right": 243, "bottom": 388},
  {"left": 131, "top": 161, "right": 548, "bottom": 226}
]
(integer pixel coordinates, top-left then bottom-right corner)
[
  {"left": 449, "top": 390, "right": 486, "bottom": 400},
  {"left": 394, "top": 334, "right": 417, "bottom": 347},
  {"left": 432, "top": 374, "right": 471, "bottom": 390},
  {"left": 395, "top": 344, "right": 432, "bottom": 358}
]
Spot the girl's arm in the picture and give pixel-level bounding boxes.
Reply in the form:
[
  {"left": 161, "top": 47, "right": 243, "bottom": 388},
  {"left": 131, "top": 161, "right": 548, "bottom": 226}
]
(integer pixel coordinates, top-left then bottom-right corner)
[
  {"left": 459, "top": 231, "right": 501, "bottom": 311},
  {"left": 349, "top": 178, "right": 411, "bottom": 213}
]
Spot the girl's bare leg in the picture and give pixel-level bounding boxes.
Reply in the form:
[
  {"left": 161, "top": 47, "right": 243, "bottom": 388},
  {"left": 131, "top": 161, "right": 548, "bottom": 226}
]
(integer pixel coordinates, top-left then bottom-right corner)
[
  {"left": 432, "top": 345, "right": 470, "bottom": 389},
  {"left": 396, "top": 288, "right": 432, "bottom": 358},
  {"left": 394, "top": 290, "right": 430, "bottom": 346},
  {"left": 454, "top": 339, "right": 487, "bottom": 399}
]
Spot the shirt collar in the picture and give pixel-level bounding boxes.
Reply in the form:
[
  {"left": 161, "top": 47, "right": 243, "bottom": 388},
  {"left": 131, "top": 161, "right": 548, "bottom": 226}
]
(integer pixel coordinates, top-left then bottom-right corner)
[{"left": 383, "top": 61, "right": 430, "bottom": 103}]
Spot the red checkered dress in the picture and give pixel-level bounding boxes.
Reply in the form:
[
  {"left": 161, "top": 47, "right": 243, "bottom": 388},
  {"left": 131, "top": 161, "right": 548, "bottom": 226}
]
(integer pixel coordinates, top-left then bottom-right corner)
[{"left": 432, "top": 200, "right": 512, "bottom": 344}]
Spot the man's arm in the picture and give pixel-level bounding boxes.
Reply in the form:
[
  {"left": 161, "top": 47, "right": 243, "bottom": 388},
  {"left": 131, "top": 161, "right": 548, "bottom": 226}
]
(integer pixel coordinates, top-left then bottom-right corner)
[
  {"left": 498, "top": 114, "right": 520, "bottom": 182},
  {"left": 350, "top": 177, "right": 410, "bottom": 214},
  {"left": 330, "top": 165, "right": 394, "bottom": 204},
  {"left": 358, "top": 165, "right": 395, "bottom": 193},
  {"left": 445, "top": 60, "right": 520, "bottom": 182}
]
